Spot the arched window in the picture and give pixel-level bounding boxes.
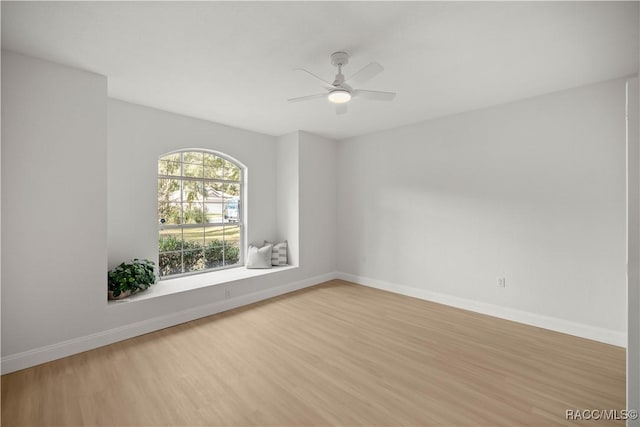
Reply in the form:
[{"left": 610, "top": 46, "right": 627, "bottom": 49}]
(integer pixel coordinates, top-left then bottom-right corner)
[{"left": 157, "top": 150, "right": 244, "bottom": 278}]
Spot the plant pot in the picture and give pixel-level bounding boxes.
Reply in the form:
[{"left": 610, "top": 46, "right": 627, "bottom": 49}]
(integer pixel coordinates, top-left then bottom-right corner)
[{"left": 108, "top": 289, "right": 136, "bottom": 300}]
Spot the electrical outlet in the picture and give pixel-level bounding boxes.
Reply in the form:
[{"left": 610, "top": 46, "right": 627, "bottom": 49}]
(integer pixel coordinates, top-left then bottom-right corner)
[
  {"left": 497, "top": 277, "right": 506, "bottom": 288},
  {"left": 224, "top": 289, "right": 231, "bottom": 298}
]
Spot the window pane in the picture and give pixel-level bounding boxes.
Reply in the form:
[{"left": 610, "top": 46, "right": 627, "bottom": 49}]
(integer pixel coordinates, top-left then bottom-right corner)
[
  {"left": 204, "top": 182, "right": 225, "bottom": 201},
  {"left": 182, "top": 227, "right": 204, "bottom": 246},
  {"left": 203, "top": 152, "right": 216, "bottom": 164},
  {"left": 203, "top": 165, "right": 221, "bottom": 180},
  {"left": 159, "top": 252, "right": 182, "bottom": 276},
  {"left": 183, "top": 250, "right": 204, "bottom": 272},
  {"left": 204, "top": 203, "right": 224, "bottom": 224},
  {"left": 158, "top": 179, "right": 181, "bottom": 203},
  {"left": 204, "top": 155, "right": 226, "bottom": 179},
  {"left": 159, "top": 229, "right": 183, "bottom": 252},
  {"left": 159, "top": 229, "right": 183, "bottom": 276},
  {"left": 182, "top": 181, "right": 203, "bottom": 203},
  {"left": 223, "top": 199, "right": 240, "bottom": 223},
  {"left": 224, "top": 241, "right": 240, "bottom": 266},
  {"left": 223, "top": 225, "right": 241, "bottom": 243},
  {"left": 223, "top": 160, "right": 241, "bottom": 181},
  {"left": 158, "top": 202, "right": 181, "bottom": 225},
  {"left": 205, "top": 226, "right": 224, "bottom": 244},
  {"left": 182, "top": 162, "right": 203, "bottom": 178},
  {"left": 182, "top": 151, "right": 203, "bottom": 165},
  {"left": 183, "top": 203, "right": 204, "bottom": 224},
  {"left": 160, "top": 153, "right": 181, "bottom": 162},
  {"left": 224, "top": 183, "right": 241, "bottom": 198},
  {"left": 205, "top": 242, "right": 224, "bottom": 269},
  {"left": 158, "top": 160, "right": 181, "bottom": 176}
]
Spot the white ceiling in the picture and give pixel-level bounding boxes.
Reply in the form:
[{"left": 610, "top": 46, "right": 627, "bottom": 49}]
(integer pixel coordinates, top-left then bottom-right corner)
[{"left": 2, "top": 1, "right": 638, "bottom": 140}]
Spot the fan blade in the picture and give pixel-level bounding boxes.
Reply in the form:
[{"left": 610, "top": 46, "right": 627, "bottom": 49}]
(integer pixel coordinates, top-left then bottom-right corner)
[
  {"left": 293, "top": 68, "right": 334, "bottom": 89},
  {"left": 336, "top": 103, "right": 348, "bottom": 115},
  {"left": 353, "top": 89, "right": 396, "bottom": 101},
  {"left": 287, "top": 93, "right": 327, "bottom": 103},
  {"left": 346, "top": 62, "right": 384, "bottom": 86}
]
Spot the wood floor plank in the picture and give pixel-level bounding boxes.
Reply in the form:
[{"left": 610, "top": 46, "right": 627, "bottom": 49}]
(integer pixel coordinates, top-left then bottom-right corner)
[{"left": 1, "top": 280, "right": 626, "bottom": 426}]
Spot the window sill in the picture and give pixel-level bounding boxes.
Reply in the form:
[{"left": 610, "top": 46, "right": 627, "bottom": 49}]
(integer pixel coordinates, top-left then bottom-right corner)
[{"left": 107, "top": 265, "right": 297, "bottom": 305}]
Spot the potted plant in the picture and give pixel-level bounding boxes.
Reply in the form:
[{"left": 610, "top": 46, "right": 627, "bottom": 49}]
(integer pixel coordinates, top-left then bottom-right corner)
[{"left": 108, "top": 259, "right": 156, "bottom": 300}]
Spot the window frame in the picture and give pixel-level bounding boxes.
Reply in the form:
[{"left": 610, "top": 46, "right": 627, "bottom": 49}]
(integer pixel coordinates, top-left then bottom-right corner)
[{"left": 157, "top": 149, "right": 245, "bottom": 279}]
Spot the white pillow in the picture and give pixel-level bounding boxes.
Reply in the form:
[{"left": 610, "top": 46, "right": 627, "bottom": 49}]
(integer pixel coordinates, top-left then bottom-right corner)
[
  {"left": 246, "top": 244, "right": 273, "bottom": 269},
  {"left": 264, "top": 240, "right": 288, "bottom": 266}
]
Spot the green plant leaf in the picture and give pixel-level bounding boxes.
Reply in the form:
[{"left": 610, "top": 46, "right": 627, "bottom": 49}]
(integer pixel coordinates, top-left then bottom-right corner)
[{"left": 108, "top": 258, "right": 157, "bottom": 299}]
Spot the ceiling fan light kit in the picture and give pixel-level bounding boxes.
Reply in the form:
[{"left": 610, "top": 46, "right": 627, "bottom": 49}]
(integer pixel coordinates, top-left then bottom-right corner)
[
  {"left": 328, "top": 89, "right": 351, "bottom": 104},
  {"left": 289, "top": 51, "right": 396, "bottom": 114}
]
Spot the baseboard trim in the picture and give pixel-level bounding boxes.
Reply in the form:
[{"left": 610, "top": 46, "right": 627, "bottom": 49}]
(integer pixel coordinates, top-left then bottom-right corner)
[
  {"left": 1, "top": 271, "right": 338, "bottom": 374},
  {"left": 336, "top": 272, "right": 626, "bottom": 347}
]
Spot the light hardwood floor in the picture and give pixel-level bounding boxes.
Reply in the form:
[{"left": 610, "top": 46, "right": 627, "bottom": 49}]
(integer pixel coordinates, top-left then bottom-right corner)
[{"left": 1, "top": 280, "right": 625, "bottom": 426}]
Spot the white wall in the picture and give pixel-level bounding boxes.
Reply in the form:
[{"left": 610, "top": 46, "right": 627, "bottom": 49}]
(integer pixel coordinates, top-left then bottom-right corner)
[
  {"left": 1, "top": 52, "right": 338, "bottom": 373},
  {"left": 338, "top": 78, "right": 628, "bottom": 343},
  {"left": 276, "top": 132, "right": 300, "bottom": 266},
  {"left": 298, "top": 131, "right": 338, "bottom": 276},
  {"left": 1, "top": 51, "right": 108, "bottom": 355},
  {"left": 274, "top": 131, "right": 338, "bottom": 275}
]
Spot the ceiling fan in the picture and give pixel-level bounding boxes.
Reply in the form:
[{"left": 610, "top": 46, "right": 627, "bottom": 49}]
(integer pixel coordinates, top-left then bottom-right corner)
[{"left": 288, "top": 52, "right": 396, "bottom": 115}]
